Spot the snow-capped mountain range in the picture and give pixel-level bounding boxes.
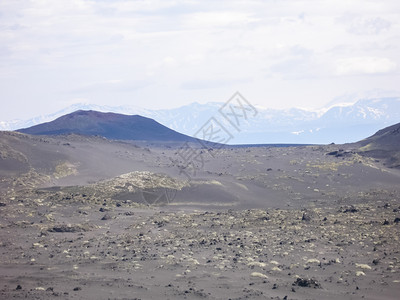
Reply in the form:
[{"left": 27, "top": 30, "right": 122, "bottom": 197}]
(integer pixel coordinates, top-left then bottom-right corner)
[{"left": 2, "top": 97, "right": 400, "bottom": 144}]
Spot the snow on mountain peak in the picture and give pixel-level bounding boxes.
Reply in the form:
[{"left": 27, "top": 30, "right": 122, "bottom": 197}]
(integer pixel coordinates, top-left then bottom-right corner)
[{"left": 1, "top": 96, "right": 400, "bottom": 144}]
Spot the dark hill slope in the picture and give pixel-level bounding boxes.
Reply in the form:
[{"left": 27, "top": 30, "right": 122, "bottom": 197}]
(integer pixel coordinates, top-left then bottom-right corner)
[
  {"left": 17, "top": 110, "right": 198, "bottom": 142},
  {"left": 357, "top": 122, "right": 400, "bottom": 168}
]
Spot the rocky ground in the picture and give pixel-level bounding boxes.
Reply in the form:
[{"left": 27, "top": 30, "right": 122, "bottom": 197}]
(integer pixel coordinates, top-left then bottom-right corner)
[
  {"left": 1, "top": 185, "right": 400, "bottom": 299},
  {"left": 1, "top": 132, "right": 400, "bottom": 299}
]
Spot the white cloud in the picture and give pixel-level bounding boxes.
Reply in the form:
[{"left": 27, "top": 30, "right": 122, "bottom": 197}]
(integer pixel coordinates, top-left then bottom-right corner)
[
  {"left": 183, "top": 11, "right": 259, "bottom": 28},
  {"left": 347, "top": 17, "right": 391, "bottom": 35},
  {"left": 336, "top": 57, "right": 397, "bottom": 75},
  {"left": 0, "top": 0, "right": 400, "bottom": 119},
  {"left": 292, "top": 130, "right": 304, "bottom": 135}
]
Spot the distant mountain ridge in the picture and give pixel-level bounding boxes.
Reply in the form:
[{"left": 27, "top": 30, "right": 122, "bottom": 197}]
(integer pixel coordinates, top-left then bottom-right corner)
[
  {"left": 17, "top": 110, "right": 199, "bottom": 143},
  {"left": 4, "top": 97, "right": 400, "bottom": 144}
]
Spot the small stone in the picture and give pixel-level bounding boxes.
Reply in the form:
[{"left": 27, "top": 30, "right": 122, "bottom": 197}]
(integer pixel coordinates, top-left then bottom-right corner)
[
  {"left": 101, "top": 214, "right": 112, "bottom": 220},
  {"left": 293, "top": 277, "right": 321, "bottom": 288},
  {"left": 16, "top": 285, "right": 22, "bottom": 290},
  {"left": 302, "top": 213, "right": 311, "bottom": 222},
  {"left": 342, "top": 206, "right": 358, "bottom": 213}
]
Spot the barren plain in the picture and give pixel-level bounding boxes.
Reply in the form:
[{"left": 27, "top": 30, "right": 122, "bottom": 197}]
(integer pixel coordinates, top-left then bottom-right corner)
[{"left": 1, "top": 131, "right": 400, "bottom": 299}]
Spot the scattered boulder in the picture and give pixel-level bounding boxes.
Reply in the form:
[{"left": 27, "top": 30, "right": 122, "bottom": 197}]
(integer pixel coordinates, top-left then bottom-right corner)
[
  {"left": 48, "top": 224, "right": 89, "bottom": 233},
  {"left": 327, "top": 150, "right": 340, "bottom": 156},
  {"left": 302, "top": 213, "right": 311, "bottom": 222},
  {"left": 372, "top": 259, "right": 380, "bottom": 265},
  {"left": 101, "top": 213, "right": 112, "bottom": 220},
  {"left": 293, "top": 277, "right": 321, "bottom": 288},
  {"left": 341, "top": 205, "right": 358, "bottom": 213},
  {"left": 327, "top": 149, "right": 353, "bottom": 157}
]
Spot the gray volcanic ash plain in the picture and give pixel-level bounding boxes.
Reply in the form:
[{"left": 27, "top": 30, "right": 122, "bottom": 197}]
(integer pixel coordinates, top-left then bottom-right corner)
[{"left": 1, "top": 126, "right": 400, "bottom": 299}]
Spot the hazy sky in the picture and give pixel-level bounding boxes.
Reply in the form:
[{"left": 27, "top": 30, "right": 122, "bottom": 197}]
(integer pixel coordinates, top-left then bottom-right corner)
[{"left": 1, "top": 0, "right": 399, "bottom": 120}]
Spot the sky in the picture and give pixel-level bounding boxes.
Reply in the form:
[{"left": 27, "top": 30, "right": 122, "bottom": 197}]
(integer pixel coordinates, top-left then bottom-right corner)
[{"left": 0, "top": 0, "right": 400, "bottom": 121}]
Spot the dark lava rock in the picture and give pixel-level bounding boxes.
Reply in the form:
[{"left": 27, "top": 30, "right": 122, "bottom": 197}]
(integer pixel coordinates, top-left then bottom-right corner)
[
  {"left": 302, "top": 213, "right": 311, "bottom": 222},
  {"left": 327, "top": 150, "right": 340, "bottom": 156},
  {"left": 394, "top": 217, "right": 400, "bottom": 223},
  {"left": 48, "top": 224, "right": 87, "bottom": 233},
  {"left": 101, "top": 213, "right": 112, "bottom": 220},
  {"left": 341, "top": 205, "right": 358, "bottom": 213},
  {"left": 73, "top": 287, "right": 82, "bottom": 291},
  {"left": 372, "top": 259, "right": 380, "bottom": 265},
  {"left": 293, "top": 278, "right": 321, "bottom": 288},
  {"left": 383, "top": 219, "right": 390, "bottom": 225},
  {"left": 0, "top": 202, "right": 6, "bottom": 207},
  {"left": 327, "top": 149, "right": 353, "bottom": 157},
  {"left": 16, "top": 285, "right": 22, "bottom": 290}
]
